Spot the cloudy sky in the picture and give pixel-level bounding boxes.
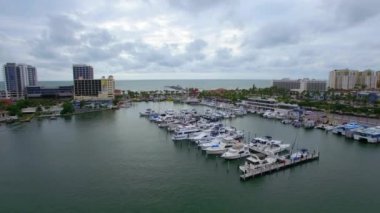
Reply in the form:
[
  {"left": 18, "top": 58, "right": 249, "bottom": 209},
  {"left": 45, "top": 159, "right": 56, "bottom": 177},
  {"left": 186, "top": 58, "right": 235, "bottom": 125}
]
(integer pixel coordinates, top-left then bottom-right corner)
[{"left": 1, "top": 0, "right": 380, "bottom": 80}]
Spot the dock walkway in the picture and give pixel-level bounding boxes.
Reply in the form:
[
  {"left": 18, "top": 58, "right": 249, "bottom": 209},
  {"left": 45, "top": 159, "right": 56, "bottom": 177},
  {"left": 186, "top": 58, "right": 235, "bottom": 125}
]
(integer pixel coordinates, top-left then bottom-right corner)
[{"left": 240, "top": 153, "right": 319, "bottom": 181}]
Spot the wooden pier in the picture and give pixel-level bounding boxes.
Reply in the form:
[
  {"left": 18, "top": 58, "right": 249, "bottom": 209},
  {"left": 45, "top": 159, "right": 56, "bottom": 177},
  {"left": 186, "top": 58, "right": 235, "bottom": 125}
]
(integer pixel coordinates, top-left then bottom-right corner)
[{"left": 240, "top": 153, "right": 320, "bottom": 181}]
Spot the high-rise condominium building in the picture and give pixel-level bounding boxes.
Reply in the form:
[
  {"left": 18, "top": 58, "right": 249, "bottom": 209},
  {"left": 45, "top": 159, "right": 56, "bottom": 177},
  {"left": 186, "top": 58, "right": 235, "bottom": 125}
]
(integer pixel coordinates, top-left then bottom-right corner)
[
  {"left": 73, "top": 64, "right": 94, "bottom": 80},
  {"left": 3, "top": 63, "right": 38, "bottom": 98},
  {"left": 329, "top": 69, "right": 378, "bottom": 90}
]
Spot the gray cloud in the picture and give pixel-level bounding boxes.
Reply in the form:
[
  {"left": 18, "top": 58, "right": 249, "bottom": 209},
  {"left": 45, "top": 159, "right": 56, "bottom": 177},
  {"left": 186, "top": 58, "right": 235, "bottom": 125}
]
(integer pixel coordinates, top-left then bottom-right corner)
[
  {"left": 249, "top": 22, "right": 301, "bottom": 48},
  {"left": 335, "top": 0, "right": 380, "bottom": 25},
  {"left": 168, "top": 0, "right": 231, "bottom": 13},
  {"left": 0, "top": 0, "right": 379, "bottom": 80}
]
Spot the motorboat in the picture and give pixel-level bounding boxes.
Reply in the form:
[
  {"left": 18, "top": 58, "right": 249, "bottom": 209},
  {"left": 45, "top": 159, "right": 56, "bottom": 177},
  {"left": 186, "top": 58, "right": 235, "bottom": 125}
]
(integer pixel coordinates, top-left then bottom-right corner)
[
  {"left": 264, "top": 143, "right": 290, "bottom": 156},
  {"left": 205, "top": 142, "right": 234, "bottom": 155},
  {"left": 239, "top": 154, "right": 277, "bottom": 173},
  {"left": 165, "top": 109, "right": 175, "bottom": 115},
  {"left": 188, "top": 132, "right": 210, "bottom": 141},
  {"left": 281, "top": 119, "right": 292, "bottom": 124},
  {"left": 199, "top": 139, "right": 223, "bottom": 150},
  {"left": 172, "top": 126, "right": 200, "bottom": 141},
  {"left": 315, "top": 124, "right": 335, "bottom": 131},
  {"left": 140, "top": 108, "right": 153, "bottom": 116},
  {"left": 290, "top": 149, "right": 309, "bottom": 161},
  {"left": 221, "top": 143, "right": 250, "bottom": 160},
  {"left": 303, "top": 120, "right": 315, "bottom": 129}
]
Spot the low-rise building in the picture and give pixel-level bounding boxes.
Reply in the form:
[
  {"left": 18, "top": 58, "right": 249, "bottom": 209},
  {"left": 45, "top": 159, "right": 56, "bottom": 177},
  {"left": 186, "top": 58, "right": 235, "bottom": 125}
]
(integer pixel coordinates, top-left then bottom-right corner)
[
  {"left": 273, "top": 79, "right": 300, "bottom": 90},
  {"left": 74, "top": 75, "right": 115, "bottom": 100},
  {"left": 26, "top": 86, "right": 73, "bottom": 98},
  {"left": 273, "top": 78, "right": 326, "bottom": 92},
  {"left": 304, "top": 80, "right": 327, "bottom": 92}
]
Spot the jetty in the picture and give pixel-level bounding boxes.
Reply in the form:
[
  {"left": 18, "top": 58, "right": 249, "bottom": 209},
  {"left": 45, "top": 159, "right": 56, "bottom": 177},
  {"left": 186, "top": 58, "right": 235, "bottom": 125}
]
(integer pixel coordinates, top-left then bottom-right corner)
[{"left": 240, "top": 152, "right": 319, "bottom": 181}]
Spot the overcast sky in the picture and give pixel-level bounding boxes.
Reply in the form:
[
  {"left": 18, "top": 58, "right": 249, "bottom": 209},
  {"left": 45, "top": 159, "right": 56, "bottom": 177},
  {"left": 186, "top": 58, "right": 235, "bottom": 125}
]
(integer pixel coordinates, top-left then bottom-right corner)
[{"left": 1, "top": 0, "right": 380, "bottom": 80}]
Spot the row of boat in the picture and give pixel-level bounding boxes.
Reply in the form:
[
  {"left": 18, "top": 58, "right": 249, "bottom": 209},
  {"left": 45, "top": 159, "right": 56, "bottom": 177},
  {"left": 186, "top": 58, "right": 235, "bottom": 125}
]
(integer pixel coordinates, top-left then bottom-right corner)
[
  {"left": 198, "top": 99, "right": 380, "bottom": 144},
  {"left": 248, "top": 109, "right": 380, "bottom": 144},
  {"left": 139, "top": 108, "right": 315, "bottom": 176}
]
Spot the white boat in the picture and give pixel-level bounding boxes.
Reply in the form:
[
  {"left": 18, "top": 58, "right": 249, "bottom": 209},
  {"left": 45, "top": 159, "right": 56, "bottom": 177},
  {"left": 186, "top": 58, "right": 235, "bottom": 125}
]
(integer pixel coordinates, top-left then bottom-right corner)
[
  {"left": 199, "top": 139, "right": 223, "bottom": 150},
  {"left": 158, "top": 122, "right": 169, "bottom": 128},
  {"left": 262, "top": 110, "right": 273, "bottom": 118},
  {"left": 290, "top": 149, "right": 310, "bottom": 160},
  {"left": 221, "top": 144, "right": 250, "bottom": 159},
  {"left": 196, "top": 136, "right": 220, "bottom": 145},
  {"left": 264, "top": 143, "right": 290, "bottom": 156},
  {"left": 303, "top": 120, "right": 315, "bottom": 129},
  {"left": 165, "top": 109, "right": 175, "bottom": 115},
  {"left": 172, "top": 126, "right": 200, "bottom": 141},
  {"left": 188, "top": 132, "right": 210, "bottom": 141},
  {"left": 281, "top": 119, "right": 292, "bottom": 124},
  {"left": 140, "top": 108, "right": 153, "bottom": 116},
  {"left": 315, "top": 124, "right": 335, "bottom": 131},
  {"left": 324, "top": 125, "right": 335, "bottom": 131},
  {"left": 239, "top": 154, "right": 277, "bottom": 173},
  {"left": 205, "top": 142, "right": 234, "bottom": 155}
]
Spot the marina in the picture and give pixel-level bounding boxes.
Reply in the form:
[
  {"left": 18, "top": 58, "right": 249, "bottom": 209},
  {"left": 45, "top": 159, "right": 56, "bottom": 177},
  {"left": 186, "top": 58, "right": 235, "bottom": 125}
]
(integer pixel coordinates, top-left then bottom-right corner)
[
  {"left": 197, "top": 99, "right": 380, "bottom": 143},
  {"left": 0, "top": 101, "right": 380, "bottom": 212},
  {"left": 137, "top": 103, "right": 320, "bottom": 181}
]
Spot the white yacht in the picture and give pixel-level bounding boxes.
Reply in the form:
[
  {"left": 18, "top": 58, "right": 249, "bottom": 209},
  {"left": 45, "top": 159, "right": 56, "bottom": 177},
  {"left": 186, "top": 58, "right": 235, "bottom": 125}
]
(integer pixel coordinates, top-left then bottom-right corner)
[
  {"left": 171, "top": 126, "right": 200, "bottom": 141},
  {"left": 188, "top": 132, "right": 210, "bottom": 141},
  {"left": 165, "top": 109, "right": 175, "bottom": 116},
  {"left": 221, "top": 144, "right": 250, "bottom": 160},
  {"left": 199, "top": 138, "right": 223, "bottom": 150},
  {"left": 290, "top": 149, "right": 310, "bottom": 160},
  {"left": 140, "top": 108, "right": 153, "bottom": 116},
  {"left": 264, "top": 143, "right": 290, "bottom": 156},
  {"left": 205, "top": 142, "right": 234, "bottom": 155},
  {"left": 239, "top": 154, "right": 277, "bottom": 173}
]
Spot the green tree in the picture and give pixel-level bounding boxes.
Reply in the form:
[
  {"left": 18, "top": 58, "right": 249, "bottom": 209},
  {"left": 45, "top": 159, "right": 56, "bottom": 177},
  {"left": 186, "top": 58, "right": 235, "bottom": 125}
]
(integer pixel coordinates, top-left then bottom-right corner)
[
  {"left": 7, "top": 105, "right": 22, "bottom": 116},
  {"left": 61, "top": 101, "right": 74, "bottom": 115}
]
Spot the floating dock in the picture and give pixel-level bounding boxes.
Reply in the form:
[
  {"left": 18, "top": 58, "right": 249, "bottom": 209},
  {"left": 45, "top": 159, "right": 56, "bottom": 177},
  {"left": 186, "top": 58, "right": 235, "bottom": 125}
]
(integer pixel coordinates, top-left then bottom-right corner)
[{"left": 240, "top": 153, "right": 319, "bottom": 181}]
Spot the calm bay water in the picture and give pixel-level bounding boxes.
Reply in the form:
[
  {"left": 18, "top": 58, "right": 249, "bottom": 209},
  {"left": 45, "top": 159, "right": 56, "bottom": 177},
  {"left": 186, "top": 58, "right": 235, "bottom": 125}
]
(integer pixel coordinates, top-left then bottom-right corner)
[
  {"left": 0, "top": 79, "right": 272, "bottom": 91},
  {"left": 1, "top": 102, "right": 379, "bottom": 212}
]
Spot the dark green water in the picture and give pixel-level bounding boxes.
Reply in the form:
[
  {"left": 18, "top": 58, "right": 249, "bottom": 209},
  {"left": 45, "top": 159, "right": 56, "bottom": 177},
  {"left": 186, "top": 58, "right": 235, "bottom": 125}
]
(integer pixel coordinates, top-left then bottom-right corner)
[{"left": 1, "top": 102, "right": 379, "bottom": 212}]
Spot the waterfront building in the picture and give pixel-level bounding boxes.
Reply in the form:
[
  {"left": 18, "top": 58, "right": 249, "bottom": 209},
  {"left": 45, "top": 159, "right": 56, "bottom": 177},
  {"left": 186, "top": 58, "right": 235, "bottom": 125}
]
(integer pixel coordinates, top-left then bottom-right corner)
[
  {"left": 0, "top": 90, "right": 6, "bottom": 99},
  {"left": 241, "top": 98, "right": 298, "bottom": 111},
  {"left": 27, "top": 65, "right": 38, "bottom": 86},
  {"left": 304, "top": 80, "right": 327, "bottom": 92},
  {"left": 25, "top": 86, "right": 73, "bottom": 98},
  {"left": 356, "top": 91, "right": 380, "bottom": 104},
  {"left": 3, "top": 63, "right": 38, "bottom": 98},
  {"left": 73, "top": 64, "right": 94, "bottom": 80},
  {"left": 357, "top": 70, "right": 377, "bottom": 89},
  {"left": 376, "top": 71, "right": 380, "bottom": 88},
  {"left": 328, "top": 69, "right": 358, "bottom": 90},
  {"left": 74, "top": 75, "right": 115, "bottom": 100},
  {"left": 273, "top": 79, "right": 300, "bottom": 90},
  {"left": 273, "top": 78, "right": 326, "bottom": 92},
  {"left": 329, "top": 69, "right": 379, "bottom": 90}
]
